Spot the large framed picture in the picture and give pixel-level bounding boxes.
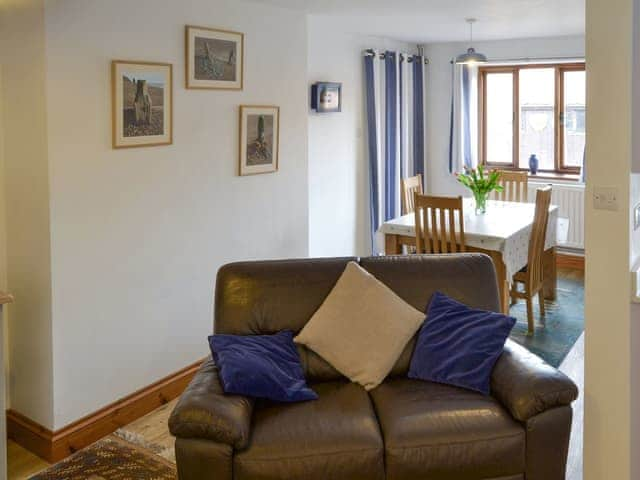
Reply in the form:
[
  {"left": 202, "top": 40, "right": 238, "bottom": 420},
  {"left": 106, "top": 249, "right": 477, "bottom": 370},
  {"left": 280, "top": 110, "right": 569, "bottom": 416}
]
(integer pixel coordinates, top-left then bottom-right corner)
[
  {"left": 112, "top": 60, "right": 173, "bottom": 149},
  {"left": 239, "top": 105, "right": 279, "bottom": 176},
  {"left": 185, "top": 25, "right": 244, "bottom": 90}
]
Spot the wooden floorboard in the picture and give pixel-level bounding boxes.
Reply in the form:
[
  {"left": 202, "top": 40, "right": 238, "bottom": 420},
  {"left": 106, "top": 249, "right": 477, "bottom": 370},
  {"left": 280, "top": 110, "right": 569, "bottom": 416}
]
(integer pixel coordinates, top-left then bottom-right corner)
[
  {"left": 561, "top": 333, "right": 584, "bottom": 480},
  {"left": 8, "top": 440, "right": 49, "bottom": 480}
]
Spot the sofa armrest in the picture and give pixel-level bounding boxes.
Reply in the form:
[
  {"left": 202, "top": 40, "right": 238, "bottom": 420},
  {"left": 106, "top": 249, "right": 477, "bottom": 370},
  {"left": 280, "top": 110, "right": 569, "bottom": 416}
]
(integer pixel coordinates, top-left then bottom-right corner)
[
  {"left": 491, "top": 340, "right": 578, "bottom": 422},
  {"left": 169, "top": 358, "right": 254, "bottom": 449}
]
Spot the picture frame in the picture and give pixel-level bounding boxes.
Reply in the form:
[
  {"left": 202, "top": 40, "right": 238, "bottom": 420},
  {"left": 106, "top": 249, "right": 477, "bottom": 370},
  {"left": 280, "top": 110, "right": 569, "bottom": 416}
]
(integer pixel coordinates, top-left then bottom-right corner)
[
  {"left": 239, "top": 105, "right": 279, "bottom": 176},
  {"left": 185, "top": 25, "right": 244, "bottom": 90},
  {"left": 111, "top": 60, "right": 173, "bottom": 149},
  {"left": 311, "top": 82, "right": 342, "bottom": 113}
]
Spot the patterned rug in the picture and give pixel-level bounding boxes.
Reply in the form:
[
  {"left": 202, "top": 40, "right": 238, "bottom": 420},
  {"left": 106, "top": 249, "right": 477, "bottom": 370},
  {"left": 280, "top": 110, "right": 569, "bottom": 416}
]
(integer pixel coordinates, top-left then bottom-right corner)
[
  {"left": 509, "top": 271, "right": 584, "bottom": 367},
  {"left": 29, "top": 435, "right": 176, "bottom": 480}
]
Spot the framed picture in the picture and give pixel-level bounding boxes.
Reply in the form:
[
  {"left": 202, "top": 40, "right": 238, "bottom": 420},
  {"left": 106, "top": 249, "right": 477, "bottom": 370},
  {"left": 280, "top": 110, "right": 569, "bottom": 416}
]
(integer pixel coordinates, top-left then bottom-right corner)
[
  {"left": 311, "top": 82, "right": 342, "bottom": 113},
  {"left": 239, "top": 105, "right": 279, "bottom": 176},
  {"left": 185, "top": 25, "right": 244, "bottom": 90},
  {"left": 112, "top": 60, "right": 173, "bottom": 148}
]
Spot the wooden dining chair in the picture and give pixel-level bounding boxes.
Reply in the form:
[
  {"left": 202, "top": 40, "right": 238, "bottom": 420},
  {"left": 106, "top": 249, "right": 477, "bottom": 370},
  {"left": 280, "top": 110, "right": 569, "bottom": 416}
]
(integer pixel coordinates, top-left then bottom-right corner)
[
  {"left": 491, "top": 170, "right": 529, "bottom": 203},
  {"left": 401, "top": 174, "right": 423, "bottom": 214},
  {"left": 510, "top": 186, "right": 552, "bottom": 334},
  {"left": 414, "top": 194, "right": 465, "bottom": 254}
]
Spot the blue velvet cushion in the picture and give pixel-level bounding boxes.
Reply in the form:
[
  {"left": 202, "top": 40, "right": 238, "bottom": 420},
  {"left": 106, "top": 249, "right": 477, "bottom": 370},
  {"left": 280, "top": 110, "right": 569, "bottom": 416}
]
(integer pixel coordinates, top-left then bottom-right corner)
[
  {"left": 408, "top": 292, "right": 516, "bottom": 395},
  {"left": 208, "top": 330, "right": 318, "bottom": 403}
]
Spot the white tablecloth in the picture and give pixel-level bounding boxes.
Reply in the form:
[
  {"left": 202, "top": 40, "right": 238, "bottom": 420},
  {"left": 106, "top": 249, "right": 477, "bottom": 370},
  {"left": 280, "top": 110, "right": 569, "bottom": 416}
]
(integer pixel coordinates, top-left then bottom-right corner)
[{"left": 378, "top": 198, "right": 558, "bottom": 279}]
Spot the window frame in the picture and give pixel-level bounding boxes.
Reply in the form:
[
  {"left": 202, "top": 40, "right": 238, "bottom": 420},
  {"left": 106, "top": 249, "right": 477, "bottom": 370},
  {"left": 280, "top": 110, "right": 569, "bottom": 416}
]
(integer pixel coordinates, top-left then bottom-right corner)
[{"left": 478, "top": 62, "right": 585, "bottom": 175}]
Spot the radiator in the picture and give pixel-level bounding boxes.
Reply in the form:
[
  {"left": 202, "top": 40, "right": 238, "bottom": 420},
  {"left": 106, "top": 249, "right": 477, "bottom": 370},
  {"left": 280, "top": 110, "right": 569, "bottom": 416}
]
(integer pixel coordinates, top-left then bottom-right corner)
[{"left": 528, "top": 182, "right": 585, "bottom": 250}]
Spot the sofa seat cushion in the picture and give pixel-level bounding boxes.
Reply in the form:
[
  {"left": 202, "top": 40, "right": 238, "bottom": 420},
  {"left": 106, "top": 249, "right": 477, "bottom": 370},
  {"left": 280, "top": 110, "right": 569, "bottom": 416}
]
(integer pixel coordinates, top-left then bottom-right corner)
[
  {"left": 370, "top": 378, "right": 525, "bottom": 480},
  {"left": 234, "top": 381, "right": 384, "bottom": 480}
]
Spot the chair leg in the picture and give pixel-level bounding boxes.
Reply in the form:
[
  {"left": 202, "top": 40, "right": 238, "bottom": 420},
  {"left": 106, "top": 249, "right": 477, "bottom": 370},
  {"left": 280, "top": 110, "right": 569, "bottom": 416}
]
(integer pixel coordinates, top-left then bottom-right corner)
[
  {"left": 526, "top": 297, "right": 534, "bottom": 335},
  {"left": 509, "top": 283, "right": 518, "bottom": 306},
  {"left": 538, "top": 291, "right": 546, "bottom": 317}
]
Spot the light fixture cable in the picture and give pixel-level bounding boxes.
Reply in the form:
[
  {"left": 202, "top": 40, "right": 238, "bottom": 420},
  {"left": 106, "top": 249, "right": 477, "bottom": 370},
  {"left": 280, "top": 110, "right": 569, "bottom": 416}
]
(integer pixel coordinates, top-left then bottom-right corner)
[{"left": 455, "top": 18, "right": 487, "bottom": 65}]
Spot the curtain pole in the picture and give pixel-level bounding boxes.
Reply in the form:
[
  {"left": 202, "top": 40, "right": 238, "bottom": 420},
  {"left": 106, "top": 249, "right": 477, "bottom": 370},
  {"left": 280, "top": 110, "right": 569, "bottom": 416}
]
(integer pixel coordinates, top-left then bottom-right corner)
[
  {"left": 364, "top": 49, "right": 429, "bottom": 65},
  {"left": 448, "top": 55, "right": 585, "bottom": 65}
]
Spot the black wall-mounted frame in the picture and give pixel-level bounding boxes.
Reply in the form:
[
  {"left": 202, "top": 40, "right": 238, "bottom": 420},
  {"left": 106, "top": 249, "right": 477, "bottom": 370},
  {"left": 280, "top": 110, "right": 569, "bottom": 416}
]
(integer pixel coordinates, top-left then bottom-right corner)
[{"left": 311, "top": 82, "right": 342, "bottom": 113}]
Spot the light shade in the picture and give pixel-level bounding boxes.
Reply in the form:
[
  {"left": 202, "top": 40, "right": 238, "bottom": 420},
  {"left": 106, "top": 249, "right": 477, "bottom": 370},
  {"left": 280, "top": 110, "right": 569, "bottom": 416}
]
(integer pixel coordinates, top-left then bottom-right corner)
[{"left": 455, "top": 47, "right": 488, "bottom": 65}]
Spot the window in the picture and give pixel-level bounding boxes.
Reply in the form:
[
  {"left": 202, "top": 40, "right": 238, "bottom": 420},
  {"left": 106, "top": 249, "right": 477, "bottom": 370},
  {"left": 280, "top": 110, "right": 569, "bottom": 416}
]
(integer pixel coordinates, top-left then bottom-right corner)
[{"left": 479, "top": 63, "right": 585, "bottom": 176}]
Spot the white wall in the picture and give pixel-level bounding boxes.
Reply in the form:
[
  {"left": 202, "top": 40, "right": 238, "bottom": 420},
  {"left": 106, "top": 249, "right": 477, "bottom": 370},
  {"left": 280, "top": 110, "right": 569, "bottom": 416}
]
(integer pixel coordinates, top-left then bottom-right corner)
[
  {"left": 422, "top": 36, "right": 585, "bottom": 197},
  {"left": 628, "top": 2, "right": 640, "bottom": 479},
  {"left": 631, "top": 173, "right": 640, "bottom": 480},
  {"left": 307, "top": 18, "right": 414, "bottom": 257},
  {"left": 631, "top": 174, "right": 640, "bottom": 263},
  {"left": 0, "top": 0, "right": 55, "bottom": 428},
  {"left": 1, "top": 0, "right": 310, "bottom": 430},
  {"left": 0, "top": 60, "right": 9, "bottom": 410},
  {"left": 584, "top": 0, "right": 635, "bottom": 476}
]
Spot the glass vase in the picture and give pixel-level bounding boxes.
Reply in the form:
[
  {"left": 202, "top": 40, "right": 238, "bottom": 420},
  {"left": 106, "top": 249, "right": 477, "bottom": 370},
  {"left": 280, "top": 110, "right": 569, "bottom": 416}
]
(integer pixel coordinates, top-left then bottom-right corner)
[{"left": 473, "top": 191, "right": 488, "bottom": 215}]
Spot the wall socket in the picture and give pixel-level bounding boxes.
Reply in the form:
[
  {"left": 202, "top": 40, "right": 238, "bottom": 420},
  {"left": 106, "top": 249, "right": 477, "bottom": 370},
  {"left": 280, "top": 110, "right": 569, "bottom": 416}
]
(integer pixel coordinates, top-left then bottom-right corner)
[{"left": 593, "top": 186, "right": 619, "bottom": 211}]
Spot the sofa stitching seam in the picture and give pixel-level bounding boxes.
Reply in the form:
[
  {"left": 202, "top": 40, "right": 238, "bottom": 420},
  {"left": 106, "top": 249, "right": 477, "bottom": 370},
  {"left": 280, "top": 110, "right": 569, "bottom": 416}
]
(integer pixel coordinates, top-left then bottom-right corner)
[
  {"left": 235, "top": 447, "right": 382, "bottom": 463},
  {"left": 386, "top": 431, "right": 524, "bottom": 453}
]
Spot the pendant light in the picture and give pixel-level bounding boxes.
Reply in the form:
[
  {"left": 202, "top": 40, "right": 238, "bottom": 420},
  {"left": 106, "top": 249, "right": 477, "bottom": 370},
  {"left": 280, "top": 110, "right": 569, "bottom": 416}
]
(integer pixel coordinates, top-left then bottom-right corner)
[{"left": 455, "top": 18, "right": 487, "bottom": 65}]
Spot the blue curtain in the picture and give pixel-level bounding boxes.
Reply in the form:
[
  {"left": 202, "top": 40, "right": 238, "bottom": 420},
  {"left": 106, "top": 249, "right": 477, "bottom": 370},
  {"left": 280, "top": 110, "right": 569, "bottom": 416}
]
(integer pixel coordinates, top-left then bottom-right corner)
[
  {"left": 412, "top": 55, "right": 425, "bottom": 186},
  {"left": 364, "top": 55, "right": 380, "bottom": 252},
  {"left": 449, "top": 63, "right": 477, "bottom": 173},
  {"left": 384, "top": 51, "right": 398, "bottom": 221},
  {"left": 461, "top": 66, "right": 472, "bottom": 168},
  {"left": 364, "top": 51, "right": 427, "bottom": 253}
]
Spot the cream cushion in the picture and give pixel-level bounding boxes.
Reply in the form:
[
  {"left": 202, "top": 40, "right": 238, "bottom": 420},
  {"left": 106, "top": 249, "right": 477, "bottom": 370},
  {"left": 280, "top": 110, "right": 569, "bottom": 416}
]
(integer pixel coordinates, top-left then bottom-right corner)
[{"left": 294, "top": 261, "right": 425, "bottom": 390}]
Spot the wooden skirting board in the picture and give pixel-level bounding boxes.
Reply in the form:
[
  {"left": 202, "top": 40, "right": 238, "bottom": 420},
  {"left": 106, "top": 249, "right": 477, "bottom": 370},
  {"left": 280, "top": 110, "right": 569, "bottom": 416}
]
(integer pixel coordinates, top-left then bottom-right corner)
[
  {"left": 7, "top": 358, "right": 204, "bottom": 463},
  {"left": 557, "top": 252, "right": 585, "bottom": 270}
]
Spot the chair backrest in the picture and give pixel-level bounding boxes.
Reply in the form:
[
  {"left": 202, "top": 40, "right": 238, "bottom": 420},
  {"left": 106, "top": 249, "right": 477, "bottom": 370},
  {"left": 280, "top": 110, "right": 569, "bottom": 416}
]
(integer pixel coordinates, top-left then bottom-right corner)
[
  {"left": 413, "top": 194, "right": 465, "bottom": 254},
  {"left": 491, "top": 170, "right": 528, "bottom": 203},
  {"left": 401, "top": 174, "right": 423, "bottom": 214},
  {"left": 526, "top": 186, "right": 552, "bottom": 290}
]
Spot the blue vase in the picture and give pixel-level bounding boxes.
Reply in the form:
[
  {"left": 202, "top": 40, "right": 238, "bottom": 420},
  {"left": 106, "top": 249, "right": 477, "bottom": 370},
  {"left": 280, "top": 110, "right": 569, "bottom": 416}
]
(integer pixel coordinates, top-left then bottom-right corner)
[{"left": 529, "top": 154, "right": 539, "bottom": 175}]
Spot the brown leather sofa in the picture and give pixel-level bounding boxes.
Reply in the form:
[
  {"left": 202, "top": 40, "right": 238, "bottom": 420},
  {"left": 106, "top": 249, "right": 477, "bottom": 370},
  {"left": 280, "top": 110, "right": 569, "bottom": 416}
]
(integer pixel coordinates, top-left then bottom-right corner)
[{"left": 169, "top": 254, "right": 579, "bottom": 480}]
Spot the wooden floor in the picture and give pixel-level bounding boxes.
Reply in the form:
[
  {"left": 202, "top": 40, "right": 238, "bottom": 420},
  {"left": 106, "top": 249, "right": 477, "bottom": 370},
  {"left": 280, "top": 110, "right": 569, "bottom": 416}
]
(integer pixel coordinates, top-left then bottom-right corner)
[
  {"left": 552, "top": 267, "right": 584, "bottom": 480},
  {"left": 8, "top": 440, "right": 49, "bottom": 479},
  {"left": 561, "top": 333, "right": 584, "bottom": 480}
]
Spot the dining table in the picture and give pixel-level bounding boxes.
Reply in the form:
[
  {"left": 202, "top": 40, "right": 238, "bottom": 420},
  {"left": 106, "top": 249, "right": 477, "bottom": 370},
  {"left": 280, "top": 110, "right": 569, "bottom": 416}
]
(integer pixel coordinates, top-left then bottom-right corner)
[{"left": 379, "top": 198, "right": 558, "bottom": 314}]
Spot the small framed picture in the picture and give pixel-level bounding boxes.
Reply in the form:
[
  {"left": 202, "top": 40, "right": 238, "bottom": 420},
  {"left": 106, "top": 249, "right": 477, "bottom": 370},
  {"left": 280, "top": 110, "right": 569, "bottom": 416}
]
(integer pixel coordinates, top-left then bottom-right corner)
[
  {"left": 311, "top": 82, "right": 342, "bottom": 113},
  {"left": 112, "top": 60, "right": 173, "bottom": 148},
  {"left": 185, "top": 25, "right": 244, "bottom": 90},
  {"left": 239, "top": 105, "right": 279, "bottom": 176}
]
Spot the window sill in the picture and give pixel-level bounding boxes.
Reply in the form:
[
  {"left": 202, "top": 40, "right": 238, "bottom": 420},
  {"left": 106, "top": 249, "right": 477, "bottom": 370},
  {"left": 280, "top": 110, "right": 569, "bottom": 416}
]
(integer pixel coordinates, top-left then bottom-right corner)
[
  {"left": 527, "top": 172, "right": 582, "bottom": 183},
  {"left": 484, "top": 165, "right": 582, "bottom": 183}
]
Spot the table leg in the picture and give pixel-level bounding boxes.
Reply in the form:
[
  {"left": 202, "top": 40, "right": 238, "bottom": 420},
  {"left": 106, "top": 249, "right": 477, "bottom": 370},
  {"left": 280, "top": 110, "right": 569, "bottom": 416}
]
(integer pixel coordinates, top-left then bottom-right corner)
[
  {"left": 543, "top": 247, "right": 557, "bottom": 301},
  {"left": 385, "top": 234, "right": 402, "bottom": 255},
  {"left": 488, "top": 251, "right": 510, "bottom": 314}
]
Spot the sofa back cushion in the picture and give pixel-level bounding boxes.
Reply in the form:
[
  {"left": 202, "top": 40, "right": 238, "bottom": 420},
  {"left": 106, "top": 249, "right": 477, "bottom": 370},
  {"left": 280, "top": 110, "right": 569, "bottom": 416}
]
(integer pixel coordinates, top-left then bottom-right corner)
[
  {"left": 294, "top": 262, "right": 425, "bottom": 390},
  {"left": 359, "top": 255, "right": 501, "bottom": 376},
  {"left": 214, "top": 257, "right": 355, "bottom": 381},
  {"left": 214, "top": 254, "right": 500, "bottom": 382}
]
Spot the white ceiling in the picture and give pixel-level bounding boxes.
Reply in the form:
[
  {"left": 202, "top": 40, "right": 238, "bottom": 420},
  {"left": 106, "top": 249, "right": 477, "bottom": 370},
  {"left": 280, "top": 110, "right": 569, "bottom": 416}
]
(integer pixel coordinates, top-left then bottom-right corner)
[{"left": 249, "top": 0, "right": 585, "bottom": 44}]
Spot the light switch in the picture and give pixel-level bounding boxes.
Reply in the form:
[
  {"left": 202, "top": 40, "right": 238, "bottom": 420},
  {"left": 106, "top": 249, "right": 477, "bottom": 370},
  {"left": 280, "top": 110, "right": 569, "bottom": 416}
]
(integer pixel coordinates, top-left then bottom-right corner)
[
  {"left": 593, "top": 186, "right": 619, "bottom": 211},
  {"left": 635, "top": 204, "right": 640, "bottom": 230}
]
